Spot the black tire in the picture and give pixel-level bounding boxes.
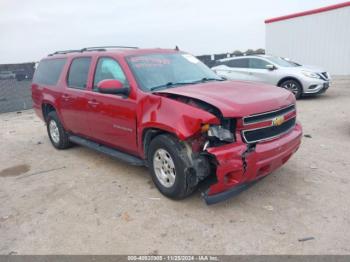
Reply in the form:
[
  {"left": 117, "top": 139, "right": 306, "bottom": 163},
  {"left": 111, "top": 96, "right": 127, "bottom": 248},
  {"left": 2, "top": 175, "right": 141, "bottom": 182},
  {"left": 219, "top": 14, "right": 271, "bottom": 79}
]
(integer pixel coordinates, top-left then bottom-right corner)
[
  {"left": 46, "top": 111, "right": 71, "bottom": 149},
  {"left": 280, "top": 79, "right": 302, "bottom": 99},
  {"left": 147, "top": 134, "right": 196, "bottom": 200}
]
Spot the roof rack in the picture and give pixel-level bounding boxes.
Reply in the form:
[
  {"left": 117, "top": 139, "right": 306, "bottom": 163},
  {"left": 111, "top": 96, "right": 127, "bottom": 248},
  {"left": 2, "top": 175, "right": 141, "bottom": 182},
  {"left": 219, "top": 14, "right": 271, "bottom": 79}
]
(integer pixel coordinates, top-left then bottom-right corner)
[
  {"left": 81, "top": 46, "right": 138, "bottom": 52},
  {"left": 48, "top": 46, "right": 139, "bottom": 56},
  {"left": 48, "top": 49, "right": 82, "bottom": 56}
]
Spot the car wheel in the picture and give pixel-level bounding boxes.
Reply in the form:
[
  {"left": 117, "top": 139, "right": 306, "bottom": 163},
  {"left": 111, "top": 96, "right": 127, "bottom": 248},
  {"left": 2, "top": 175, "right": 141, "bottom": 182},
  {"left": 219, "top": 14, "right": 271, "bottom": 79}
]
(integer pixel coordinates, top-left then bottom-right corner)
[
  {"left": 280, "top": 79, "right": 302, "bottom": 99},
  {"left": 148, "top": 134, "right": 196, "bottom": 200},
  {"left": 46, "top": 111, "right": 71, "bottom": 149}
]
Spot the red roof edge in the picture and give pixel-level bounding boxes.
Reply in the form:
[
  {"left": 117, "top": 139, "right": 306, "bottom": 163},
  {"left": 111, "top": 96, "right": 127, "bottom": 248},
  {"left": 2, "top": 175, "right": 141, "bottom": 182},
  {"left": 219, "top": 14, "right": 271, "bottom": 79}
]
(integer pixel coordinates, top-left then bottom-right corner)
[{"left": 265, "top": 1, "right": 350, "bottom": 24}]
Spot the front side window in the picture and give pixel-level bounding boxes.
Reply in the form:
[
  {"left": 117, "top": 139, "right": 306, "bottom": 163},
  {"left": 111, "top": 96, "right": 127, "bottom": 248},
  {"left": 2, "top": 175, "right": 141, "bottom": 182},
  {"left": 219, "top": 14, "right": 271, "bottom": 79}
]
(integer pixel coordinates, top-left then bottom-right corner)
[
  {"left": 226, "top": 59, "right": 249, "bottom": 68},
  {"left": 33, "top": 58, "right": 66, "bottom": 86},
  {"left": 67, "top": 57, "right": 91, "bottom": 89},
  {"left": 93, "top": 57, "right": 127, "bottom": 90},
  {"left": 127, "top": 53, "right": 222, "bottom": 91},
  {"left": 249, "top": 58, "right": 269, "bottom": 69}
]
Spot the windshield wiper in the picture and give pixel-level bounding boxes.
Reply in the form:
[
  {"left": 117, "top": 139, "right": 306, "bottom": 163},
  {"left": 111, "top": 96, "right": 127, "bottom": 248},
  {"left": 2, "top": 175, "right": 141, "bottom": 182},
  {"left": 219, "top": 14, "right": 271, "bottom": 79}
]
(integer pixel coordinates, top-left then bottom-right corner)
[
  {"left": 191, "top": 77, "right": 225, "bottom": 84},
  {"left": 149, "top": 78, "right": 224, "bottom": 91},
  {"left": 149, "top": 81, "right": 194, "bottom": 91}
]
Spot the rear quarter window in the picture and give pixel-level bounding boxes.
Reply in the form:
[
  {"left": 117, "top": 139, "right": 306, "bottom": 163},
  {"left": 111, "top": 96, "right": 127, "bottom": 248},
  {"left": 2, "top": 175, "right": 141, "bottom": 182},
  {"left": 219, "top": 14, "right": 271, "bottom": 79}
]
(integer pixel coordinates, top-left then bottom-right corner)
[{"left": 32, "top": 58, "right": 66, "bottom": 86}]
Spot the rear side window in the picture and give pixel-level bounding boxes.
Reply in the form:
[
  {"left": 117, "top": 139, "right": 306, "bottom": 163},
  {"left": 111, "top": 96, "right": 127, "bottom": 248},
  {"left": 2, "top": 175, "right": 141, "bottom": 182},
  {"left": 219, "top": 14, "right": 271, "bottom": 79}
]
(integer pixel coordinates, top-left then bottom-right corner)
[
  {"left": 226, "top": 58, "right": 249, "bottom": 68},
  {"left": 67, "top": 57, "right": 91, "bottom": 89},
  {"left": 33, "top": 58, "right": 66, "bottom": 85}
]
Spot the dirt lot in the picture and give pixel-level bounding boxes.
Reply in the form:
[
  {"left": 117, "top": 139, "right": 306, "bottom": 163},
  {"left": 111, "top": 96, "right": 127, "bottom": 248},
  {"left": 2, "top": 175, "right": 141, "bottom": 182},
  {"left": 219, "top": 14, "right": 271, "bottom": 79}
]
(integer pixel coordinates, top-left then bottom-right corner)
[{"left": 1, "top": 80, "right": 350, "bottom": 255}]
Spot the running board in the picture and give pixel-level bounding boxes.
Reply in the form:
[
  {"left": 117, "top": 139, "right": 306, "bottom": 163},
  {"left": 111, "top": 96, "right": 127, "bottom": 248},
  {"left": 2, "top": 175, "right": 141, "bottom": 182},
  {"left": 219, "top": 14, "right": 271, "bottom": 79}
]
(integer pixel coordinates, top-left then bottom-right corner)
[{"left": 69, "top": 135, "right": 145, "bottom": 166}]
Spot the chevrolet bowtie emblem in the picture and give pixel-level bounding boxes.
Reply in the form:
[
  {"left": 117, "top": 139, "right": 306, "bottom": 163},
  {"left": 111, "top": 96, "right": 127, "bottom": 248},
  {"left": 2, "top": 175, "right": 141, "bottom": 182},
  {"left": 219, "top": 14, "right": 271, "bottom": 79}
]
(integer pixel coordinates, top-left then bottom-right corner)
[{"left": 272, "top": 116, "right": 285, "bottom": 126}]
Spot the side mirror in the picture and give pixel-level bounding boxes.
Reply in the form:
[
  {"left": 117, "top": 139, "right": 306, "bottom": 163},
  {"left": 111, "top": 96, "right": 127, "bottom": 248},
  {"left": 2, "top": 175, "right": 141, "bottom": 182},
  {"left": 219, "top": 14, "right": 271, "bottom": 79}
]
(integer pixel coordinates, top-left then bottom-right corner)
[
  {"left": 266, "top": 64, "right": 276, "bottom": 70},
  {"left": 97, "top": 79, "right": 129, "bottom": 96}
]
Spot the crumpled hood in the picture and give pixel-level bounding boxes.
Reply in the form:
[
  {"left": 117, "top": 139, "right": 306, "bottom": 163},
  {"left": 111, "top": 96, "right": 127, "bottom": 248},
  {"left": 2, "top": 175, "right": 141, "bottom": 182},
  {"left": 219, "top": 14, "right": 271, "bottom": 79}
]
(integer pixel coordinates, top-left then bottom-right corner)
[{"left": 156, "top": 80, "right": 295, "bottom": 118}]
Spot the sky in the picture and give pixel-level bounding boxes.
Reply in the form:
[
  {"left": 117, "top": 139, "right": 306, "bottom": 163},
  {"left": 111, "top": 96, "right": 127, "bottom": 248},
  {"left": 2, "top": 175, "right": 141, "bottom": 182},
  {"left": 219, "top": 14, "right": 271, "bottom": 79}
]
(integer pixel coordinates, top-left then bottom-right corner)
[{"left": 0, "top": 0, "right": 346, "bottom": 63}]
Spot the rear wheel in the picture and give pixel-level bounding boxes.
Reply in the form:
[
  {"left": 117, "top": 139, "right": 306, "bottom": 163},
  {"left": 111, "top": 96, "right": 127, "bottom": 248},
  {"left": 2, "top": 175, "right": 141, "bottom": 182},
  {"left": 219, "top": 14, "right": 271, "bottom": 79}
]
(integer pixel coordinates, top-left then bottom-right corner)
[
  {"left": 46, "top": 111, "right": 71, "bottom": 149},
  {"left": 280, "top": 79, "right": 302, "bottom": 99},
  {"left": 147, "top": 134, "right": 197, "bottom": 199}
]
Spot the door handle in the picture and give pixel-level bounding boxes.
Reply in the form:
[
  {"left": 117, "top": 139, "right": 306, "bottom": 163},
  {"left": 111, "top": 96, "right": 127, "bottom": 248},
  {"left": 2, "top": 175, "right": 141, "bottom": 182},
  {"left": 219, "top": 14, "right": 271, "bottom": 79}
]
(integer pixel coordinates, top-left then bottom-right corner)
[
  {"left": 62, "top": 94, "right": 72, "bottom": 101},
  {"left": 88, "top": 100, "right": 100, "bottom": 106}
]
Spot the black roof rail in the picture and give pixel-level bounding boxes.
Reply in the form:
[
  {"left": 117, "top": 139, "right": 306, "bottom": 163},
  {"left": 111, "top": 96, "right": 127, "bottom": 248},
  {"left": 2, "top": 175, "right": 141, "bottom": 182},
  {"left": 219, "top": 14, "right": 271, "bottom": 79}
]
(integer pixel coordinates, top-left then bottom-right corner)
[
  {"left": 48, "top": 46, "right": 138, "bottom": 56},
  {"left": 80, "top": 46, "right": 139, "bottom": 52},
  {"left": 48, "top": 49, "right": 82, "bottom": 56}
]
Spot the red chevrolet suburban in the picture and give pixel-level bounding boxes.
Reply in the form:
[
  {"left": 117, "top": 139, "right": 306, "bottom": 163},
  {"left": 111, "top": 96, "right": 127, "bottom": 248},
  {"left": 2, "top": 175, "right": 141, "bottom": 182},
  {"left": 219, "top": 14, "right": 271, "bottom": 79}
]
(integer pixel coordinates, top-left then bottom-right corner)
[{"left": 31, "top": 46, "right": 302, "bottom": 204}]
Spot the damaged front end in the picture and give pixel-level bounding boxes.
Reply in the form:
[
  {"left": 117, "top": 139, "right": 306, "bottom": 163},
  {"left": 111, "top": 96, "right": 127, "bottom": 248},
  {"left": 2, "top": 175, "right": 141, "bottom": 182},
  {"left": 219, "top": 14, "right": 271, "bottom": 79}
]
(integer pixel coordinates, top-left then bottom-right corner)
[
  {"left": 152, "top": 93, "right": 302, "bottom": 205},
  {"left": 200, "top": 107, "right": 303, "bottom": 205},
  {"left": 182, "top": 103, "right": 302, "bottom": 205}
]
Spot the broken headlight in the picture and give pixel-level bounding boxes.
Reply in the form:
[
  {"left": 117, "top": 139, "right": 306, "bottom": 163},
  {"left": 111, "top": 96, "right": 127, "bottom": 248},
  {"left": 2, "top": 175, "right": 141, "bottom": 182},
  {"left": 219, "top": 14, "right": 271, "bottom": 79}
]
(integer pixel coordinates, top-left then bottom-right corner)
[{"left": 207, "top": 125, "right": 235, "bottom": 143}]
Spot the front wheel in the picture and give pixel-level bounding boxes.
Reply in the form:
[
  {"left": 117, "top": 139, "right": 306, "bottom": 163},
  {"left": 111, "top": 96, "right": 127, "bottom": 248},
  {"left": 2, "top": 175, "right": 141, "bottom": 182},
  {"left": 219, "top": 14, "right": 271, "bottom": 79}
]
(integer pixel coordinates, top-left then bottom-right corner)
[
  {"left": 280, "top": 79, "right": 302, "bottom": 99},
  {"left": 147, "top": 134, "right": 197, "bottom": 200}
]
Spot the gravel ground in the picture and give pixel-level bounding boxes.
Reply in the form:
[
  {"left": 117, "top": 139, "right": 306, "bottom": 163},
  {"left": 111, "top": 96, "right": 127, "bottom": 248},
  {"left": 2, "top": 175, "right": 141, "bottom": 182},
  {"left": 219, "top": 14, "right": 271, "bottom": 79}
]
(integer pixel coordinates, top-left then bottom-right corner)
[{"left": 0, "top": 80, "right": 349, "bottom": 255}]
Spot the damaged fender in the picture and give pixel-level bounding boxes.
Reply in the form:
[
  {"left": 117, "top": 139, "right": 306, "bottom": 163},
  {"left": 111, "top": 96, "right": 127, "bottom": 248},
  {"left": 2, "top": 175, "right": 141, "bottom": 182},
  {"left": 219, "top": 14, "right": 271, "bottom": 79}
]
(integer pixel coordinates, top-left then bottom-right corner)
[{"left": 137, "top": 94, "right": 220, "bottom": 156}]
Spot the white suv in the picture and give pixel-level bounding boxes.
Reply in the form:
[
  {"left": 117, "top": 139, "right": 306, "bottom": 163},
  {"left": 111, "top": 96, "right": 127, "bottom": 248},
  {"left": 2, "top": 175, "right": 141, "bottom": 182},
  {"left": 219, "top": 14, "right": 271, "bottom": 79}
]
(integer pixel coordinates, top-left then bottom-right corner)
[{"left": 211, "top": 55, "right": 331, "bottom": 99}]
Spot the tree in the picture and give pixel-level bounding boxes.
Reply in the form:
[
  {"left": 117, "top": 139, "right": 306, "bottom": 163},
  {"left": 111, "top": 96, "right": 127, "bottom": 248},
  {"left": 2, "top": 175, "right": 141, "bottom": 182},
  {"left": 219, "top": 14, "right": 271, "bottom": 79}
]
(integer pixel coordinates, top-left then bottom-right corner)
[
  {"left": 255, "top": 48, "right": 265, "bottom": 54},
  {"left": 232, "top": 50, "right": 243, "bottom": 56},
  {"left": 245, "top": 49, "right": 255, "bottom": 55}
]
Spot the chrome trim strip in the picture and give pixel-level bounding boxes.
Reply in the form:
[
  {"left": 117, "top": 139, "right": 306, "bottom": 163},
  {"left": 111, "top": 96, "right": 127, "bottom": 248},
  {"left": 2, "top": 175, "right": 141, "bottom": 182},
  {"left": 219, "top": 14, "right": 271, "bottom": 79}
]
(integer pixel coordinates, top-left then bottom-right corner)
[
  {"left": 241, "top": 117, "right": 296, "bottom": 144},
  {"left": 243, "top": 104, "right": 295, "bottom": 125}
]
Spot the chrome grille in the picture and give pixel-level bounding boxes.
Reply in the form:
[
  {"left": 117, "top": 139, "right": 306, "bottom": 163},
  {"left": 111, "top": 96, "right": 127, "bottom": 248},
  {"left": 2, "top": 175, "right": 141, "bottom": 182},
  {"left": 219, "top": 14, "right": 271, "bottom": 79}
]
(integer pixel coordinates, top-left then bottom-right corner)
[
  {"left": 320, "top": 72, "right": 329, "bottom": 81},
  {"left": 243, "top": 104, "right": 295, "bottom": 125},
  {"left": 242, "top": 104, "right": 296, "bottom": 143},
  {"left": 242, "top": 117, "right": 296, "bottom": 143}
]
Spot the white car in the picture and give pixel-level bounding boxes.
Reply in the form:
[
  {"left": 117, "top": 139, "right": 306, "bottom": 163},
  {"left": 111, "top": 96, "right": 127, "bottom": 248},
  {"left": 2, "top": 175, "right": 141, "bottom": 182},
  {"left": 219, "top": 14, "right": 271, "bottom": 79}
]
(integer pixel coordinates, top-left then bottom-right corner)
[
  {"left": 0, "top": 70, "right": 16, "bottom": 80},
  {"left": 212, "top": 55, "right": 331, "bottom": 99}
]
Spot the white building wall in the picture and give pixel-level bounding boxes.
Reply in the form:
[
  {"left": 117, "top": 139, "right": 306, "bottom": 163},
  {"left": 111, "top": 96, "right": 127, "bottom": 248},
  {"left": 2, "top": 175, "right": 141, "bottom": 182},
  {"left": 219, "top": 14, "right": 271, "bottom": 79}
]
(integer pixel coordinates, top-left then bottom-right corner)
[{"left": 266, "top": 6, "right": 350, "bottom": 76}]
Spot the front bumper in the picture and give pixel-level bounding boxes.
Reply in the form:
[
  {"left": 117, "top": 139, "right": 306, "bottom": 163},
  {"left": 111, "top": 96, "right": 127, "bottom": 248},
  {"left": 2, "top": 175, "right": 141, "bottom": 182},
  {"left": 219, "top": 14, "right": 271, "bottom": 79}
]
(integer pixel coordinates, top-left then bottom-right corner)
[
  {"left": 303, "top": 79, "right": 330, "bottom": 94},
  {"left": 203, "top": 122, "right": 302, "bottom": 204}
]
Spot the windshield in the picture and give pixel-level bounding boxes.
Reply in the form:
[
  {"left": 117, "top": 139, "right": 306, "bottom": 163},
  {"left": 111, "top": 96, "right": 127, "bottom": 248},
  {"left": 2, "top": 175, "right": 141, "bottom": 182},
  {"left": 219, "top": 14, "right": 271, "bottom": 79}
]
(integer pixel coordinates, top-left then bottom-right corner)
[
  {"left": 127, "top": 53, "right": 222, "bottom": 91},
  {"left": 267, "top": 56, "right": 301, "bottom": 67}
]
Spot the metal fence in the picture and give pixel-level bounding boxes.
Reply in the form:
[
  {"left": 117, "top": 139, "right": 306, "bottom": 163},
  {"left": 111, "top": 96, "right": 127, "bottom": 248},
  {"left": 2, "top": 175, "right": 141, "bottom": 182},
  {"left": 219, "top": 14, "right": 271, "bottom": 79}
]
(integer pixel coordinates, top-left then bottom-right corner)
[
  {"left": 0, "top": 79, "right": 32, "bottom": 113},
  {"left": 0, "top": 62, "right": 35, "bottom": 113}
]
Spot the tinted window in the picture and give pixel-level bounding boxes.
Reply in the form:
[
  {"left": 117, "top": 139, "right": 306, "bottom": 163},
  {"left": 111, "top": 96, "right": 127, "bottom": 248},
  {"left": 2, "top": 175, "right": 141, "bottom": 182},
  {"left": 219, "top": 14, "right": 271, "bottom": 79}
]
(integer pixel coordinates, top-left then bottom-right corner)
[
  {"left": 33, "top": 58, "right": 66, "bottom": 85},
  {"left": 93, "top": 58, "right": 127, "bottom": 90},
  {"left": 226, "top": 59, "right": 249, "bottom": 68},
  {"left": 249, "top": 58, "right": 269, "bottom": 69},
  {"left": 67, "top": 57, "right": 91, "bottom": 89}
]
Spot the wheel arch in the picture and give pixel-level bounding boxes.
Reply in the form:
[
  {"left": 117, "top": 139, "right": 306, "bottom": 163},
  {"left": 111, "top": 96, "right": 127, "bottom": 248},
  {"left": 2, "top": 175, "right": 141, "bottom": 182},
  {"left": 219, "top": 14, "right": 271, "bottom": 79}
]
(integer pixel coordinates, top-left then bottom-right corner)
[
  {"left": 42, "top": 103, "right": 57, "bottom": 122},
  {"left": 277, "top": 77, "right": 303, "bottom": 91},
  {"left": 142, "top": 128, "right": 177, "bottom": 161}
]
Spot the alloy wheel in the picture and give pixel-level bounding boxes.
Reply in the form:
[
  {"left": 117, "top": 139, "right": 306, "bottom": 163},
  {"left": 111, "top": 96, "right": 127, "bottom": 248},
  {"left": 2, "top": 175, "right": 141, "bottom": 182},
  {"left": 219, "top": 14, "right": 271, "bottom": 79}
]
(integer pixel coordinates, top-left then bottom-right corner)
[
  {"left": 153, "top": 148, "right": 176, "bottom": 188},
  {"left": 49, "top": 120, "right": 60, "bottom": 144},
  {"left": 283, "top": 82, "right": 299, "bottom": 95}
]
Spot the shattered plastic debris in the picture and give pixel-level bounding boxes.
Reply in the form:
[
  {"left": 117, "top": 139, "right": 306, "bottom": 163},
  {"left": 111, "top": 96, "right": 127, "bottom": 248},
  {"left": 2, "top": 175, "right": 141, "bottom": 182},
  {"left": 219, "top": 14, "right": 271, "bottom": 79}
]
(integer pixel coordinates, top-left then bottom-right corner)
[
  {"left": 149, "top": 197, "right": 161, "bottom": 200},
  {"left": 263, "top": 205, "right": 274, "bottom": 211},
  {"left": 298, "top": 237, "right": 315, "bottom": 242},
  {"left": 121, "top": 212, "right": 132, "bottom": 222}
]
